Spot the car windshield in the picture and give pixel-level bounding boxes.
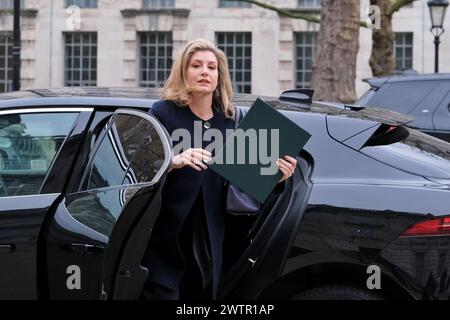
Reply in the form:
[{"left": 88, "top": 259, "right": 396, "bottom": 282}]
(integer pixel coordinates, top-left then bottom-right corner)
[
  {"left": 360, "top": 81, "right": 436, "bottom": 114},
  {"left": 361, "top": 127, "right": 450, "bottom": 179}
]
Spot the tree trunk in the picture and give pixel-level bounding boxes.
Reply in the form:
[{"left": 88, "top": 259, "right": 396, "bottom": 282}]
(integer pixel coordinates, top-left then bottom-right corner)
[
  {"left": 369, "top": 0, "right": 396, "bottom": 77},
  {"left": 311, "top": 0, "right": 360, "bottom": 103}
]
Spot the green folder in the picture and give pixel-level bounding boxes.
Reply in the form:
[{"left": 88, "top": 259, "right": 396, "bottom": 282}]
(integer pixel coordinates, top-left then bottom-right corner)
[{"left": 209, "top": 98, "right": 311, "bottom": 203}]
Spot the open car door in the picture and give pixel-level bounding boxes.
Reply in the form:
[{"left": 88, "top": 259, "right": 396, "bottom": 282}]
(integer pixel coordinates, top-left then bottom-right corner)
[
  {"left": 220, "top": 154, "right": 313, "bottom": 299},
  {"left": 45, "top": 109, "right": 171, "bottom": 300},
  {"left": 217, "top": 107, "right": 313, "bottom": 299}
]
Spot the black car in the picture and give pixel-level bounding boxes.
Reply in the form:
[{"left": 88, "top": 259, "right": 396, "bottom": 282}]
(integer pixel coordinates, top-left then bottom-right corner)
[
  {"left": 0, "top": 88, "right": 449, "bottom": 300},
  {"left": 356, "top": 71, "right": 450, "bottom": 142}
]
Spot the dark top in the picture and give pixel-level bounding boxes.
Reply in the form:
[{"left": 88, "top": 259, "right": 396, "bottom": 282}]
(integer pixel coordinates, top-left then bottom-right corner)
[{"left": 142, "top": 100, "right": 235, "bottom": 298}]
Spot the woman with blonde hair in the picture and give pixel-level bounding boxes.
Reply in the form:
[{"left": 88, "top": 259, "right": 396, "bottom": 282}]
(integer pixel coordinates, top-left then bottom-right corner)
[{"left": 142, "top": 39, "right": 297, "bottom": 300}]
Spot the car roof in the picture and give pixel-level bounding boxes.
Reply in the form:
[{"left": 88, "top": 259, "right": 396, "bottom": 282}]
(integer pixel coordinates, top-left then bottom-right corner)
[
  {"left": 0, "top": 87, "right": 412, "bottom": 126},
  {"left": 363, "top": 72, "right": 450, "bottom": 89},
  {"left": 0, "top": 87, "right": 281, "bottom": 109}
]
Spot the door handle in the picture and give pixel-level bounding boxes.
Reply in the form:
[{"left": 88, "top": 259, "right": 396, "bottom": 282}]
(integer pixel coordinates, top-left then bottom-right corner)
[
  {"left": 0, "top": 244, "right": 15, "bottom": 253},
  {"left": 68, "top": 243, "right": 104, "bottom": 255}
]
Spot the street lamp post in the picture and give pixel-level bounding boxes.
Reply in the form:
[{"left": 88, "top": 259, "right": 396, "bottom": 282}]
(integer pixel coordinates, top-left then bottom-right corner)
[
  {"left": 12, "top": 0, "right": 21, "bottom": 91},
  {"left": 428, "top": 0, "right": 449, "bottom": 73}
]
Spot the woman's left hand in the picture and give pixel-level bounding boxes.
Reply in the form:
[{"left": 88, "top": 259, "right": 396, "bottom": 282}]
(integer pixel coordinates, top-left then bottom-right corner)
[{"left": 277, "top": 155, "right": 297, "bottom": 183}]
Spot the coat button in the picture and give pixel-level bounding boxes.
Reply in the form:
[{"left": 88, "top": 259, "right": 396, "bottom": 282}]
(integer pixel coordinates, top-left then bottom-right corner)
[{"left": 203, "top": 121, "right": 211, "bottom": 129}]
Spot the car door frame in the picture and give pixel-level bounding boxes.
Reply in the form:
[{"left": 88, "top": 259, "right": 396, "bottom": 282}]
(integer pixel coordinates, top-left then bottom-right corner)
[{"left": 44, "top": 108, "right": 172, "bottom": 300}]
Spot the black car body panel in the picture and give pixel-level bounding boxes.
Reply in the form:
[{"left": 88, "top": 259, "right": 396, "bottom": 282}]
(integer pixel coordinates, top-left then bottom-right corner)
[
  {"left": 0, "top": 194, "right": 60, "bottom": 299},
  {"left": 0, "top": 88, "right": 449, "bottom": 300}
]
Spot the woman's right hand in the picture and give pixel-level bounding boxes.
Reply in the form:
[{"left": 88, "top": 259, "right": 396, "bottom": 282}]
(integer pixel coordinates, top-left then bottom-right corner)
[{"left": 171, "top": 148, "right": 212, "bottom": 171}]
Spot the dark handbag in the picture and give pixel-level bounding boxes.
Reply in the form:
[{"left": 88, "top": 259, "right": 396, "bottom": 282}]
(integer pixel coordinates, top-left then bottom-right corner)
[
  {"left": 225, "top": 108, "right": 261, "bottom": 215},
  {"left": 226, "top": 182, "right": 261, "bottom": 215}
]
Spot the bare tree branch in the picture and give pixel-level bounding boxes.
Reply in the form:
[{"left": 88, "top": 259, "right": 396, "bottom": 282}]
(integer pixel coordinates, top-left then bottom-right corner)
[
  {"left": 388, "top": 0, "right": 417, "bottom": 16},
  {"left": 228, "top": 0, "right": 320, "bottom": 23},
  {"left": 229, "top": 0, "right": 370, "bottom": 27}
]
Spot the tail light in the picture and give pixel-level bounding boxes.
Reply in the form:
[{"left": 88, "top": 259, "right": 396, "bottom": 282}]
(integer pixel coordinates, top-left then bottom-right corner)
[{"left": 401, "top": 217, "right": 450, "bottom": 237}]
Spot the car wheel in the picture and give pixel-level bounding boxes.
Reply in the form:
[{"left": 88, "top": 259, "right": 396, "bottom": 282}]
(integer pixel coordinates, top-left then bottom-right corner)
[{"left": 291, "top": 285, "right": 384, "bottom": 300}]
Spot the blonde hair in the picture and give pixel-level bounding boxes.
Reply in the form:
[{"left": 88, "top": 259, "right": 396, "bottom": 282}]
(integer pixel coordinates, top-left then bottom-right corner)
[{"left": 162, "top": 39, "right": 235, "bottom": 119}]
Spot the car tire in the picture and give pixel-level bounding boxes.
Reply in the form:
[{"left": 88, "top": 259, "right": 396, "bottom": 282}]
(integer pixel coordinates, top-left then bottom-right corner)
[{"left": 291, "top": 285, "right": 384, "bottom": 300}]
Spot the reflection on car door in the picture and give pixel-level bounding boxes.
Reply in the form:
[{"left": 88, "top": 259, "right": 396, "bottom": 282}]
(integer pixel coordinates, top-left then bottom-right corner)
[
  {"left": 0, "top": 109, "right": 89, "bottom": 299},
  {"left": 45, "top": 109, "right": 171, "bottom": 300}
]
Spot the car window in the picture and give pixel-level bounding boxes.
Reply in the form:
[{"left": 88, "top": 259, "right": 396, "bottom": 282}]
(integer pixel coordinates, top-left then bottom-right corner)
[
  {"left": 82, "top": 113, "right": 165, "bottom": 191},
  {"left": 432, "top": 87, "right": 450, "bottom": 132},
  {"left": 361, "top": 127, "right": 450, "bottom": 179},
  {"left": 0, "top": 112, "right": 79, "bottom": 197},
  {"left": 366, "top": 81, "right": 436, "bottom": 114},
  {"left": 356, "top": 88, "right": 376, "bottom": 105}
]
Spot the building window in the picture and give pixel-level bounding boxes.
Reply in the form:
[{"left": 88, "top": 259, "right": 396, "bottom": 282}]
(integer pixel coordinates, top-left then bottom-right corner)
[
  {"left": 216, "top": 32, "right": 252, "bottom": 94},
  {"left": 219, "top": 1, "right": 251, "bottom": 8},
  {"left": 295, "top": 32, "right": 317, "bottom": 89},
  {"left": 139, "top": 32, "right": 172, "bottom": 88},
  {"left": 0, "top": 34, "right": 13, "bottom": 93},
  {"left": 297, "top": 0, "right": 321, "bottom": 7},
  {"left": 143, "top": 0, "right": 175, "bottom": 8},
  {"left": 0, "top": 0, "right": 25, "bottom": 9},
  {"left": 65, "top": 33, "right": 97, "bottom": 87},
  {"left": 66, "top": 0, "right": 97, "bottom": 8},
  {"left": 394, "top": 32, "right": 413, "bottom": 71}
]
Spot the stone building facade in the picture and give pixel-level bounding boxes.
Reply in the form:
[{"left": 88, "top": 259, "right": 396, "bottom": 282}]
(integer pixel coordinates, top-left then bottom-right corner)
[{"left": 0, "top": 0, "right": 448, "bottom": 98}]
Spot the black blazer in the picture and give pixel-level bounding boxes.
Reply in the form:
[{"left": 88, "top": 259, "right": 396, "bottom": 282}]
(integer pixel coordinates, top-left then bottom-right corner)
[{"left": 142, "top": 100, "right": 235, "bottom": 298}]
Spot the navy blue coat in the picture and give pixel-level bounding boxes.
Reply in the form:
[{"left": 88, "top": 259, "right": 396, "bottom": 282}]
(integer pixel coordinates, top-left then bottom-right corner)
[{"left": 143, "top": 100, "right": 235, "bottom": 298}]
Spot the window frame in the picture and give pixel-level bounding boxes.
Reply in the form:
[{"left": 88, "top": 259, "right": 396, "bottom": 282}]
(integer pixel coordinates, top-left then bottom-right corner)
[
  {"left": 216, "top": 32, "right": 252, "bottom": 94},
  {"left": 218, "top": 0, "right": 251, "bottom": 8},
  {"left": 139, "top": 32, "right": 173, "bottom": 88},
  {"left": 394, "top": 32, "right": 414, "bottom": 72},
  {"left": 297, "top": 0, "right": 321, "bottom": 9},
  {"left": 294, "top": 31, "right": 318, "bottom": 89},
  {"left": 64, "top": 32, "right": 98, "bottom": 87},
  {"left": 0, "top": 33, "right": 13, "bottom": 93},
  {"left": 66, "top": 0, "right": 98, "bottom": 8},
  {"left": 142, "top": 0, "right": 176, "bottom": 8},
  {"left": 0, "top": 0, "right": 25, "bottom": 9}
]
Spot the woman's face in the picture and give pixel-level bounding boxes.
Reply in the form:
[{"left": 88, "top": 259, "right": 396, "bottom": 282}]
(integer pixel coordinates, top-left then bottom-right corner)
[{"left": 186, "top": 50, "right": 219, "bottom": 95}]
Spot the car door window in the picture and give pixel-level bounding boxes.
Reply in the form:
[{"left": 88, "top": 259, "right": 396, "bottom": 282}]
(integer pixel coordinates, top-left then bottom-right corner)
[
  {"left": 72, "top": 111, "right": 168, "bottom": 237},
  {"left": 82, "top": 113, "right": 166, "bottom": 190},
  {"left": 0, "top": 112, "right": 78, "bottom": 197}
]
